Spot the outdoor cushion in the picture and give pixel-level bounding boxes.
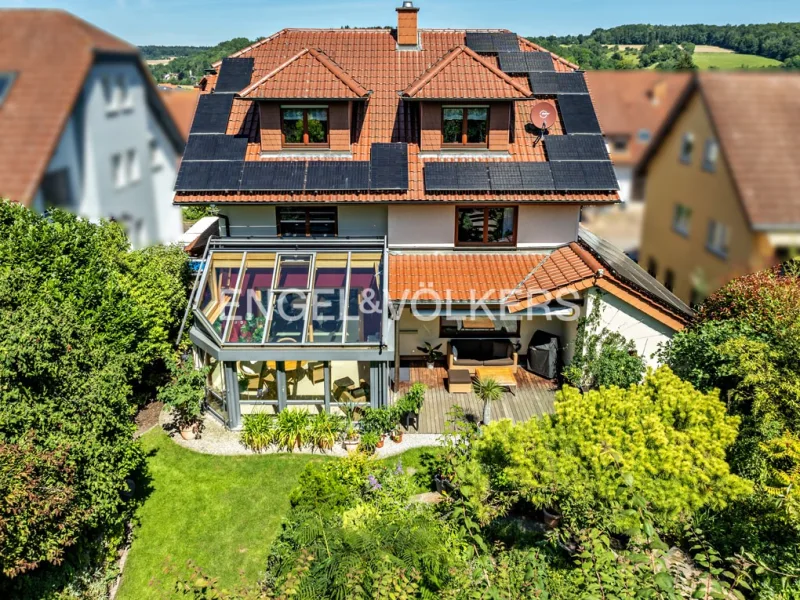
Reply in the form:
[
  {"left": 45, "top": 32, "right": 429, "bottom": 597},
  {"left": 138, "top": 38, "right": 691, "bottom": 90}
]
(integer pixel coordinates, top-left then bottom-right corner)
[
  {"left": 448, "top": 369, "right": 472, "bottom": 384},
  {"left": 484, "top": 357, "right": 514, "bottom": 366},
  {"left": 453, "top": 358, "right": 481, "bottom": 366},
  {"left": 492, "top": 341, "right": 510, "bottom": 359}
]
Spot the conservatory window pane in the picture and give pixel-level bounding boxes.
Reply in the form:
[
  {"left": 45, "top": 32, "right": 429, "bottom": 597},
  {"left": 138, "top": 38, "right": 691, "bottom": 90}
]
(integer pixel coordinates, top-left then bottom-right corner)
[
  {"left": 307, "top": 253, "right": 348, "bottom": 344},
  {"left": 199, "top": 253, "right": 244, "bottom": 338},
  {"left": 286, "top": 360, "right": 326, "bottom": 402},
  {"left": 238, "top": 360, "right": 278, "bottom": 402},
  {"left": 225, "top": 253, "right": 276, "bottom": 344},
  {"left": 346, "top": 253, "right": 382, "bottom": 343},
  {"left": 275, "top": 254, "right": 312, "bottom": 289},
  {"left": 267, "top": 292, "right": 308, "bottom": 343},
  {"left": 331, "top": 361, "right": 370, "bottom": 404}
]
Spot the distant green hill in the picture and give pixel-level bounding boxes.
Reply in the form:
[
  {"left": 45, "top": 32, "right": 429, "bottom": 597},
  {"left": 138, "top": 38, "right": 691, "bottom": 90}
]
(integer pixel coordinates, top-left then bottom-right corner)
[
  {"left": 139, "top": 45, "right": 210, "bottom": 60},
  {"left": 146, "top": 38, "right": 260, "bottom": 85},
  {"left": 529, "top": 22, "right": 799, "bottom": 72}
]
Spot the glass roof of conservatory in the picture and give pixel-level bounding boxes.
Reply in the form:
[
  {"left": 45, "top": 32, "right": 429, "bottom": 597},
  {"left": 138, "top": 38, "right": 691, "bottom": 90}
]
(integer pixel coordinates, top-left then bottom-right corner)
[{"left": 195, "top": 249, "right": 385, "bottom": 346}]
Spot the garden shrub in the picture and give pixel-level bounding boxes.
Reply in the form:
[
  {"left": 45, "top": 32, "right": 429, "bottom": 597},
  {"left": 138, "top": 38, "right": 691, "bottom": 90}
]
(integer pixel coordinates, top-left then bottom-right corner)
[
  {"left": 476, "top": 367, "right": 750, "bottom": 530},
  {"left": 0, "top": 203, "right": 189, "bottom": 593},
  {"left": 564, "top": 292, "right": 646, "bottom": 390}
]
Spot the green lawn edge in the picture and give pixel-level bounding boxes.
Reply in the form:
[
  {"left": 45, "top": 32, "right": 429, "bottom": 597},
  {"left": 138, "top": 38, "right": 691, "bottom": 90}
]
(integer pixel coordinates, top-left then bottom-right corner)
[{"left": 116, "top": 430, "right": 439, "bottom": 599}]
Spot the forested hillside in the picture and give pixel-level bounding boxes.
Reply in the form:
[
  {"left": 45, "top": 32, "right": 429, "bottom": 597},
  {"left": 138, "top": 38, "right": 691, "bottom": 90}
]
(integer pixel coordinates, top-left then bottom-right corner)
[
  {"left": 139, "top": 45, "right": 210, "bottom": 60},
  {"left": 146, "top": 37, "right": 260, "bottom": 84},
  {"left": 531, "top": 22, "right": 800, "bottom": 71}
]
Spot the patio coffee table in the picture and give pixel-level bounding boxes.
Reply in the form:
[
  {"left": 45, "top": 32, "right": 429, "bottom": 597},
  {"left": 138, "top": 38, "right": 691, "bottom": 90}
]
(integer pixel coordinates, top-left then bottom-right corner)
[{"left": 475, "top": 366, "right": 517, "bottom": 396}]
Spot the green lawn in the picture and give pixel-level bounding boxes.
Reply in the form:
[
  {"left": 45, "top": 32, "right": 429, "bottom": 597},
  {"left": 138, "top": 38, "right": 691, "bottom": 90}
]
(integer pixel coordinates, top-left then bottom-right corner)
[
  {"left": 117, "top": 431, "right": 441, "bottom": 599},
  {"left": 693, "top": 52, "right": 782, "bottom": 70},
  {"left": 116, "top": 431, "right": 330, "bottom": 599}
]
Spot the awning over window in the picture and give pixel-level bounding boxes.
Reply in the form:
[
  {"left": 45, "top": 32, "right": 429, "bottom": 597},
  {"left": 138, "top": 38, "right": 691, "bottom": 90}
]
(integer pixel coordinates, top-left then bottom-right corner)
[{"left": 195, "top": 247, "right": 385, "bottom": 347}]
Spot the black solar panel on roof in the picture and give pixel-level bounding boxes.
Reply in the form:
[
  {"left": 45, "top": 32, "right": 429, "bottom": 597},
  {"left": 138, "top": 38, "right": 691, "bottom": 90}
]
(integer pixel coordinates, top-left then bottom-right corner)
[
  {"left": 497, "top": 53, "right": 529, "bottom": 72},
  {"left": 488, "top": 163, "right": 524, "bottom": 191},
  {"left": 518, "top": 163, "right": 555, "bottom": 190},
  {"left": 544, "top": 135, "right": 609, "bottom": 161},
  {"left": 498, "top": 52, "right": 554, "bottom": 72},
  {"left": 491, "top": 33, "right": 520, "bottom": 52},
  {"left": 551, "top": 161, "right": 618, "bottom": 191},
  {"left": 175, "top": 161, "right": 243, "bottom": 191},
  {"left": 578, "top": 227, "right": 694, "bottom": 318},
  {"left": 424, "top": 163, "right": 458, "bottom": 191},
  {"left": 558, "top": 94, "right": 602, "bottom": 134},
  {"left": 189, "top": 94, "right": 234, "bottom": 134},
  {"left": 183, "top": 134, "right": 249, "bottom": 161},
  {"left": 215, "top": 58, "right": 255, "bottom": 93},
  {"left": 529, "top": 72, "right": 588, "bottom": 95},
  {"left": 369, "top": 143, "right": 409, "bottom": 190},
  {"left": 465, "top": 32, "right": 495, "bottom": 53},
  {"left": 526, "top": 52, "right": 556, "bottom": 71},
  {"left": 456, "top": 163, "right": 491, "bottom": 190},
  {"left": 305, "top": 161, "right": 370, "bottom": 191},
  {"left": 240, "top": 162, "right": 306, "bottom": 191}
]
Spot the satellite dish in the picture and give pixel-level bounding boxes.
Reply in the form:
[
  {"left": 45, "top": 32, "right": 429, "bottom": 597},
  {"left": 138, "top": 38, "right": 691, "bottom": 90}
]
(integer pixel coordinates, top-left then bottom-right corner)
[{"left": 530, "top": 101, "right": 557, "bottom": 131}]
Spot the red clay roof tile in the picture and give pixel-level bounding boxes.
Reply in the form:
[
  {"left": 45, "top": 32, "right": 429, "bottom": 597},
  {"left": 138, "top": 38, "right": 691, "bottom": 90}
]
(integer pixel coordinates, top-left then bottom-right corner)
[
  {"left": 402, "top": 45, "right": 530, "bottom": 100},
  {"left": 240, "top": 47, "right": 370, "bottom": 99},
  {"left": 177, "top": 28, "right": 619, "bottom": 205}
]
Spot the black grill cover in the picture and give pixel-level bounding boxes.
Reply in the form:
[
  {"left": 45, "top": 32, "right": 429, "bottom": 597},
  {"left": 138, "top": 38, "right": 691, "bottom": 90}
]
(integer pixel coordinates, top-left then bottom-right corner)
[{"left": 527, "top": 330, "right": 560, "bottom": 379}]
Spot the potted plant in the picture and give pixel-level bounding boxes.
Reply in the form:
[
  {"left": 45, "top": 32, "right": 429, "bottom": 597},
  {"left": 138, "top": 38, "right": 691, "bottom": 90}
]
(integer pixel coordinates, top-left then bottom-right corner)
[
  {"left": 343, "top": 422, "right": 360, "bottom": 453},
  {"left": 395, "top": 382, "right": 426, "bottom": 429},
  {"left": 542, "top": 505, "right": 562, "bottom": 530},
  {"left": 416, "top": 342, "right": 443, "bottom": 369},
  {"left": 390, "top": 427, "right": 403, "bottom": 444},
  {"left": 358, "top": 431, "right": 381, "bottom": 455},
  {"left": 276, "top": 409, "right": 310, "bottom": 452},
  {"left": 473, "top": 377, "right": 504, "bottom": 425},
  {"left": 158, "top": 358, "right": 208, "bottom": 440},
  {"left": 240, "top": 412, "right": 277, "bottom": 452},
  {"left": 310, "top": 412, "right": 343, "bottom": 451}
]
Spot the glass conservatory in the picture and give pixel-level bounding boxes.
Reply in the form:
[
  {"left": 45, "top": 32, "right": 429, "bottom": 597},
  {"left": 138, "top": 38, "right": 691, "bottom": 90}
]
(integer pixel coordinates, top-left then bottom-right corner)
[{"left": 189, "top": 237, "right": 392, "bottom": 429}]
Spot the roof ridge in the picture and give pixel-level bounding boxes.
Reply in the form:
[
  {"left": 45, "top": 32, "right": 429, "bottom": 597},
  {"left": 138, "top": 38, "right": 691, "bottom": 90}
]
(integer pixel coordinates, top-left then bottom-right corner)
[
  {"left": 402, "top": 45, "right": 530, "bottom": 98},
  {"left": 239, "top": 47, "right": 370, "bottom": 98},
  {"left": 212, "top": 29, "right": 288, "bottom": 68}
]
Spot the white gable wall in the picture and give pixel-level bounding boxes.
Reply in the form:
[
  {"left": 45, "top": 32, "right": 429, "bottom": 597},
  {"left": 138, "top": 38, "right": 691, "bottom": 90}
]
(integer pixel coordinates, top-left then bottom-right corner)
[{"left": 32, "top": 59, "right": 182, "bottom": 248}]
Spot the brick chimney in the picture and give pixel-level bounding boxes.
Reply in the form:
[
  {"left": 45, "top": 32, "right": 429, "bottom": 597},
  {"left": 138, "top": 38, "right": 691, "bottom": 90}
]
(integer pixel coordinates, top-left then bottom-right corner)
[{"left": 396, "top": 1, "right": 420, "bottom": 47}]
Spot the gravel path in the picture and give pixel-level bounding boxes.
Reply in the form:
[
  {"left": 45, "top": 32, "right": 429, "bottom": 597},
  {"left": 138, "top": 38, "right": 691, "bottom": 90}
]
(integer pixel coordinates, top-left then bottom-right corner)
[{"left": 158, "top": 410, "right": 442, "bottom": 458}]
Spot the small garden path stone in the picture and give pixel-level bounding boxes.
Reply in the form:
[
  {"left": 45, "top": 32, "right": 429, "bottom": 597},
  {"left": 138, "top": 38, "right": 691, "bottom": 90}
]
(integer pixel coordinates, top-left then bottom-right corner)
[{"left": 159, "top": 410, "right": 442, "bottom": 458}]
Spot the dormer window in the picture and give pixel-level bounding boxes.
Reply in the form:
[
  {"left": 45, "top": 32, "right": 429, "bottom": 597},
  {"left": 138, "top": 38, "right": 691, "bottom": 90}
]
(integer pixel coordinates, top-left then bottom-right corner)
[
  {"left": 443, "top": 107, "right": 488, "bottom": 147},
  {"left": 282, "top": 107, "right": 329, "bottom": 147}
]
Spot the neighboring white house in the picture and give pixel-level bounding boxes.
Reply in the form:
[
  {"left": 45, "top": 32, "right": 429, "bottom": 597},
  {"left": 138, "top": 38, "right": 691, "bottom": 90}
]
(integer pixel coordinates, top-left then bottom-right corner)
[{"left": 0, "top": 9, "right": 186, "bottom": 247}]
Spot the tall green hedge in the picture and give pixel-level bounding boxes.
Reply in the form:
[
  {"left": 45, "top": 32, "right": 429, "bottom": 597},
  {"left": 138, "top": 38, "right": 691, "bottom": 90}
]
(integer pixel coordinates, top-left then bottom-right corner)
[{"left": 0, "top": 202, "right": 190, "bottom": 593}]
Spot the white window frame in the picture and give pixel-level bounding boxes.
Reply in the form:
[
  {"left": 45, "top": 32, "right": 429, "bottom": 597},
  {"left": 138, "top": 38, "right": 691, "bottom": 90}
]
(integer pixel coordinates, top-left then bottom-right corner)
[
  {"left": 672, "top": 204, "right": 692, "bottom": 237},
  {"left": 127, "top": 149, "right": 141, "bottom": 183},
  {"left": 111, "top": 152, "right": 126, "bottom": 188},
  {"left": 702, "top": 138, "right": 719, "bottom": 173},
  {"left": 706, "top": 220, "right": 730, "bottom": 259}
]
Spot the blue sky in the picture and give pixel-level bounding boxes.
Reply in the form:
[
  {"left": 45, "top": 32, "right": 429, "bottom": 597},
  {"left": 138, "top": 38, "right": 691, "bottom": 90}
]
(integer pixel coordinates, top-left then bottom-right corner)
[{"left": 2, "top": 0, "right": 798, "bottom": 45}]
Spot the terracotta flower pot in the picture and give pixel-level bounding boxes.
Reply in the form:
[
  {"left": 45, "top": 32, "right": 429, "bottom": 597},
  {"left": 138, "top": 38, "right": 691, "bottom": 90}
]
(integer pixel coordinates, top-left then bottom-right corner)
[
  {"left": 391, "top": 432, "right": 403, "bottom": 443},
  {"left": 179, "top": 425, "right": 196, "bottom": 440},
  {"left": 376, "top": 437, "right": 385, "bottom": 449}
]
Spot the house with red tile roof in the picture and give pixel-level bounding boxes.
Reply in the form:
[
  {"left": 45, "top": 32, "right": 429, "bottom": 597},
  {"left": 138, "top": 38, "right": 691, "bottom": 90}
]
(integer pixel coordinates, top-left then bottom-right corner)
[
  {"left": 178, "top": 3, "right": 692, "bottom": 428},
  {"left": 0, "top": 9, "right": 186, "bottom": 247},
  {"left": 637, "top": 71, "right": 800, "bottom": 306}
]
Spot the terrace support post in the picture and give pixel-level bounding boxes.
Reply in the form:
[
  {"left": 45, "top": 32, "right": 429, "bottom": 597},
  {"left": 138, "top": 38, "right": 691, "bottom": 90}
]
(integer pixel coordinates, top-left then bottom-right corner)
[
  {"left": 277, "top": 362, "right": 287, "bottom": 412},
  {"left": 323, "top": 362, "right": 331, "bottom": 414},
  {"left": 223, "top": 361, "right": 241, "bottom": 429},
  {"left": 370, "top": 361, "right": 388, "bottom": 409}
]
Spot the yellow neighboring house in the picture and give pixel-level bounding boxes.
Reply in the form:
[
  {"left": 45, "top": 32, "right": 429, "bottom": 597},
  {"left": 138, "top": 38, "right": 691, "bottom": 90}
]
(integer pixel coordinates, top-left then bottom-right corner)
[{"left": 637, "top": 71, "right": 800, "bottom": 306}]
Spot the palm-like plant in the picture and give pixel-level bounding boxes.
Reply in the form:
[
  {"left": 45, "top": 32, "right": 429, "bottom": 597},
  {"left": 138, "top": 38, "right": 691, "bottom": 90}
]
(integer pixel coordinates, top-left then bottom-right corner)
[
  {"left": 473, "top": 377, "right": 504, "bottom": 425},
  {"left": 277, "top": 409, "right": 310, "bottom": 451}
]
